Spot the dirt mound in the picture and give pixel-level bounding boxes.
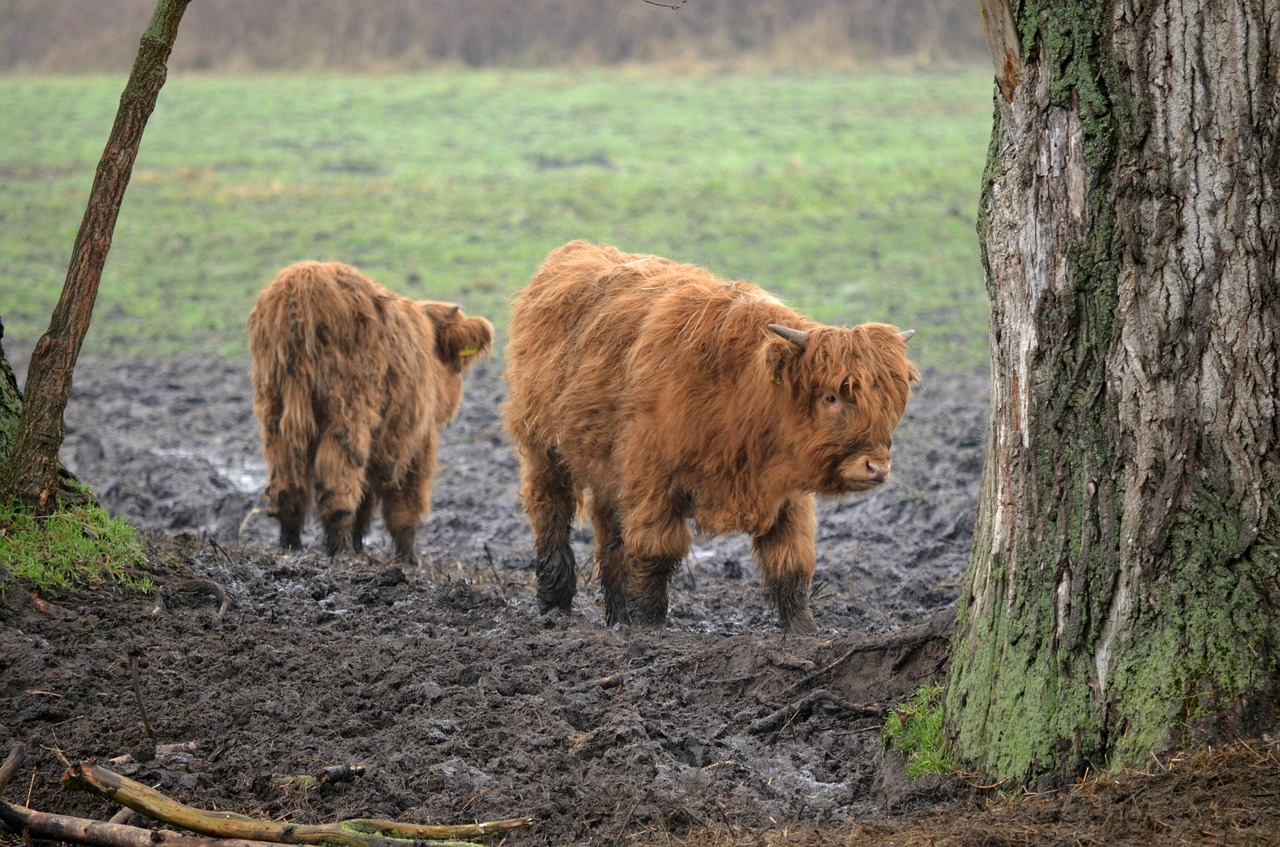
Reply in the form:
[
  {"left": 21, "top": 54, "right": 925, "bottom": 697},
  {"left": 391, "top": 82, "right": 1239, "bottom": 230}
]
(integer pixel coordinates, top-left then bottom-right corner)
[{"left": 4, "top": 353, "right": 989, "bottom": 844}]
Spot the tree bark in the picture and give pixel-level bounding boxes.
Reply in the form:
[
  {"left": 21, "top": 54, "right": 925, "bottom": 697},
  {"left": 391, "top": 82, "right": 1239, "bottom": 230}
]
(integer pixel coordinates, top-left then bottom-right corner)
[
  {"left": 0, "top": 0, "right": 189, "bottom": 512},
  {"left": 947, "top": 0, "right": 1280, "bottom": 784},
  {"left": 0, "top": 321, "right": 24, "bottom": 469}
]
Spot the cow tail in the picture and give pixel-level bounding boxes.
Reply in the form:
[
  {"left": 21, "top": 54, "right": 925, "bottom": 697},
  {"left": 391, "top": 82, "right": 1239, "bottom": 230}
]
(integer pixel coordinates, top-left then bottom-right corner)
[{"left": 249, "top": 282, "right": 321, "bottom": 509}]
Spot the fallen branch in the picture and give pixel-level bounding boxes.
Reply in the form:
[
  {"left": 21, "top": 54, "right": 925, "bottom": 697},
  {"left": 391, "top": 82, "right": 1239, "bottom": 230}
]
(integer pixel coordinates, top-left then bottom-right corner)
[
  {"left": 0, "top": 744, "right": 23, "bottom": 793},
  {"left": 60, "top": 761, "right": 531, "bottom": 846},
  {"left": 1, "top": 801, "right": 494, "bottom": 847},
  {"left": 1, "top": 799, "right": 291, "bottom": 847},
  {"left": 747, "top": 689, "right": 885, "bottom": 735}
]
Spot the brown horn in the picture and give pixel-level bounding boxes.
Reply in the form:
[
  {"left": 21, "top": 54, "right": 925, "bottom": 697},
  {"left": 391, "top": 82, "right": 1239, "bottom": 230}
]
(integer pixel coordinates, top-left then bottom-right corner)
[
  {"left": 768, "top": 324, "right": 808, "bottom": 350},
  {"left": 899, "top": 329, "right": 915, "bottom": 342}
]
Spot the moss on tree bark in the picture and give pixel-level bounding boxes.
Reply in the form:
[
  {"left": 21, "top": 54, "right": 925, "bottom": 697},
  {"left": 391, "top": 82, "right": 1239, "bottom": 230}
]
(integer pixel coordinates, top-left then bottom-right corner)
[{"left": 948, "top": 0, "right": 1280, "bottom": 784}]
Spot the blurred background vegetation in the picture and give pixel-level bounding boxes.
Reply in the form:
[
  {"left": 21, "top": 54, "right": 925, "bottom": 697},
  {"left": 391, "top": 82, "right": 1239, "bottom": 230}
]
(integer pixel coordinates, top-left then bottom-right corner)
[
  {"left": 0, "top": 0, "right": 987, "bottom": 72},
  {"left": 0, "top": 1, "right": 995, "bottom": 373}
]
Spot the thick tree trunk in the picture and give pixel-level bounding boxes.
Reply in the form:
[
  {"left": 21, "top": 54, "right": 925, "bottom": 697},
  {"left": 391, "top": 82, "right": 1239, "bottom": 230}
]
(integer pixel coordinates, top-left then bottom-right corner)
[
  {"left": 0, "top": 0, "right": 189, "bottom": 512},
  {"left": 947, "top": 0, "right": 1280, "bottom": 784}
]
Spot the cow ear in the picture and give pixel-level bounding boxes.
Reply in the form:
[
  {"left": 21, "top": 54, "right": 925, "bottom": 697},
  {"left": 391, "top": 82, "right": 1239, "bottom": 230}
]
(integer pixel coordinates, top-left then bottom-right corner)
[
  {"left": 439, "top": 315, "right": 494, "bottom": 366},
  {"left": 460, "top": 316, "right": 494, "bottom": 359},
  {"left": 769, "top": 323, "right": 808, "bottom": 350},
  {"left": 421, "top": 301, "right": 461, "bottom": 324}
]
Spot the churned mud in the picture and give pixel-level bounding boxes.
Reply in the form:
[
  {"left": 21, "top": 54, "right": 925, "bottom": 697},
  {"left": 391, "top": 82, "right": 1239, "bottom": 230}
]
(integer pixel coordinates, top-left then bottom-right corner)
[{"left": 18, "top": 353, "right": 1268, "bottom": 846}]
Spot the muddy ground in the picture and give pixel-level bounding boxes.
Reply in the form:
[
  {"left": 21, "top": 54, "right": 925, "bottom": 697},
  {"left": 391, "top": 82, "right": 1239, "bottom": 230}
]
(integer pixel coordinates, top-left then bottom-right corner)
[{"left": 4, "top": 353, "right": 1277, "bottom": 846}]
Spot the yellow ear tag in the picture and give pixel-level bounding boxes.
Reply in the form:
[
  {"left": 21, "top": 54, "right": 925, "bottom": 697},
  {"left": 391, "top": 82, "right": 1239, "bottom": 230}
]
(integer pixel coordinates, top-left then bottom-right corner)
[{"left": 458, "top": 343, "right": 480, "bottom": 357}]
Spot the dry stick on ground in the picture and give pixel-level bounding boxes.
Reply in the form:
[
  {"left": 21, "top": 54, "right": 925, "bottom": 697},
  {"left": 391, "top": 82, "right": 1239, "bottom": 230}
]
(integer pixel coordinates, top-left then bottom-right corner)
[
  {"left": 0, "top": 744, "right": 24, "bottom": 793},
  {"left": 63, "top": 761, "right": 532, "bottom": 845},
  {"left": 171, "top": 577, "right": 232, "bottom": 618},
  {"left": 126, "top": 648, "right": 155, "bottom": 738},
  {"left": 125, "top": 570, "right": 232, "bottom": 619}
]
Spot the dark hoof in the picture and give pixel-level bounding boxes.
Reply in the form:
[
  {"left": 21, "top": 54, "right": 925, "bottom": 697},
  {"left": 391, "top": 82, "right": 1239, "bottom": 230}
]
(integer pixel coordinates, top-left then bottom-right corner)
[
  {"left": 604, "top": 594, "right": 630, "bottom": 627},
  {"left": 625, "top": 583, "right": 670, "bottom": 629},
  {"left": 626, "top": 607, "right": 668, "bottom": 629},
  {"left": 323, "top": 529, "right": 353, "bottom": 557},
  {"left": 537, "top": 592, "right": 573, "bottom": 615},
  {"left": 780, "top": 609, "right": 818, "bottom": 635},
  {"left": 535, "top": 544, "right": 577, "bottom": 613},
  {"left": 393, "top": 545, "right": 421, "bottom": 568}
]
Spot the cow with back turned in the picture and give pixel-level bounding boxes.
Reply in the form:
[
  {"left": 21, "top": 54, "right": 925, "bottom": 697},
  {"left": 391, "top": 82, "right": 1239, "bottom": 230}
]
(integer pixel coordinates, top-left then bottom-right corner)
[{"left": 248, "top": 260, "right": 493, "bottom": 564}]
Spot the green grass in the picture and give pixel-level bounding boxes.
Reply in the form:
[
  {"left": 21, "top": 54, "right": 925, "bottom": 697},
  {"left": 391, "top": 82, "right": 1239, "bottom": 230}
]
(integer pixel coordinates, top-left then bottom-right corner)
[
  {"left": 884, "top": 684, "right": 957, "bottom": 778},
  {"left": 0, "top": 69, "right": 993, "bottom": 371},
  {"left": 0, "top": 495, "right": 152, "bottom": 593}
]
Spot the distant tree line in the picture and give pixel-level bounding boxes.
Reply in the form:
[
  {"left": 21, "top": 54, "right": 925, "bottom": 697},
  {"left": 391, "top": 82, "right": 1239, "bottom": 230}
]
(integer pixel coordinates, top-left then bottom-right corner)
[{"left": 1, "top": 0, "right": 987, "bottom": 72}]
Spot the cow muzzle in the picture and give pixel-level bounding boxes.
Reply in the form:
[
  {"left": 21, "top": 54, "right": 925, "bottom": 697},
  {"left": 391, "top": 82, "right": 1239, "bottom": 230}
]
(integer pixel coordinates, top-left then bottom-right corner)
[{"left": 837, "top": 455, "right": 892, "bottom": 491}]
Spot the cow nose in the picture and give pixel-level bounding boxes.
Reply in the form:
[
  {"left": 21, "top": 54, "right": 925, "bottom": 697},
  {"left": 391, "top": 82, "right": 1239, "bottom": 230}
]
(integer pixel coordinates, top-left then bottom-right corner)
[{"left": 865, "top": 460, "right": 890, "bottom": 484}]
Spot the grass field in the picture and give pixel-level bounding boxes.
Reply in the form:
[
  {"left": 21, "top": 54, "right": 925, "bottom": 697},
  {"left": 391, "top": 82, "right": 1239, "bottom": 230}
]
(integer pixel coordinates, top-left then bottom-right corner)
[{"left": 0, "top": 69, "right": 993, "bottom": 372}]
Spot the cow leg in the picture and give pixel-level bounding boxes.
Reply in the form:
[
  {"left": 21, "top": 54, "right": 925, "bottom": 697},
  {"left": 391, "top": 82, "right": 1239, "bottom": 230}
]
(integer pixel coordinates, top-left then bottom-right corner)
[
  {"left": 352, "top": 488, "right": 377, "bottom": 553},
  {"left": 624, "top": 492, "right": 692, "bottom": 627},
  {"left": 313, "top": 423, "right": 370, "bottom": 557},
  {"left": 519, "top": 448, "right": 578, "bottom": 614},
  {"left": 271, "top": 483, "right": 309, "bottom": 550},
  {"left": 587, "top": 496, "right": 629, "bottom": 626},
  {"left": 262, "top": 433, "right": 312, "bottom": 550},
  {"left": 382, "top": 458, "right": 429, "bottom": 567},
  {"left": 752, "top": 496, "right": 819, "bottom": 634},
  {"left": 628, "top": 553, "right": 684, "bottom": 626}
]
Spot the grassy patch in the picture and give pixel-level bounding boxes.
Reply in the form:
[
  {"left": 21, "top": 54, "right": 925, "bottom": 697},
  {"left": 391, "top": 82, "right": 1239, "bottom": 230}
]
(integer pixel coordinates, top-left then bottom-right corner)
[
  {"left": 884, "top": 684, "right": 956, "bottom": 778},
  {"left": 0, "top": 69, "right": 992, "bottom": 372},
  {"left": 0, "top": 496, "right": 152, "bottom": 593}
]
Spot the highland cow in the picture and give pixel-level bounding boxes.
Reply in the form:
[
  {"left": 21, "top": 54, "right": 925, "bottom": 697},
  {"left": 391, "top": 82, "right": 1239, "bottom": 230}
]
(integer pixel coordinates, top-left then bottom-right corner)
[
  {"left": 504, "top": 241, "right": 918, "bottom": 633},
  {"left": 248, "top": 260, "right": 493, "bottom": 563}
]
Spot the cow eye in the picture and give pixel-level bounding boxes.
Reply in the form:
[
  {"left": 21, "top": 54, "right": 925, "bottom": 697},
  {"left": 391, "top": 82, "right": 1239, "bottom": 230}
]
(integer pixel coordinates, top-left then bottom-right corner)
[{"left": 823, "top": 392, "right": 838, "bottom": 406}]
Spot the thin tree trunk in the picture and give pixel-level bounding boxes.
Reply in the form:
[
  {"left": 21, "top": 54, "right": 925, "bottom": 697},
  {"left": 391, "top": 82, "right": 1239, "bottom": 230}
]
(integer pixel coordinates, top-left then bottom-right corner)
[
  {"left": 947, "top": 0, "right": 1280, "bottom": 784},
  {"left": 0, "top": 0, "right": 189, "bottom": 512}
]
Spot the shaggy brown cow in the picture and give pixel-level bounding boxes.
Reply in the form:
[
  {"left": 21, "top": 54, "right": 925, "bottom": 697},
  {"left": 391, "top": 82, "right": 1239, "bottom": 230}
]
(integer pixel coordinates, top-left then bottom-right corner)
[
  {"left": 248, "top": 260, "right": 493, "bottom": 563},
  {"left": 504, "top": 241, "right": 918, "bottom": 633}
]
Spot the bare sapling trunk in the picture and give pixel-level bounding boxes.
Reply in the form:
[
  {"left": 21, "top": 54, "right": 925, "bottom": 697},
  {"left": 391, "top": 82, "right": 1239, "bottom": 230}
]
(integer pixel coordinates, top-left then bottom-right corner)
[{"left": 0, "top": 0, "right": 190, "bottom": 512}]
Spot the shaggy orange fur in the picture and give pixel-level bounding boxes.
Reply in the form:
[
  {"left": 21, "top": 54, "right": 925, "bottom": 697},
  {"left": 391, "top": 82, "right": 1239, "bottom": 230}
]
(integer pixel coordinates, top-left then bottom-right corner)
[
  {"left": 504, "top": 241, "right": 919, "bottom": 632},
  {"left": 248, "top": 260, "right": 492, "bottom": 563}
]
